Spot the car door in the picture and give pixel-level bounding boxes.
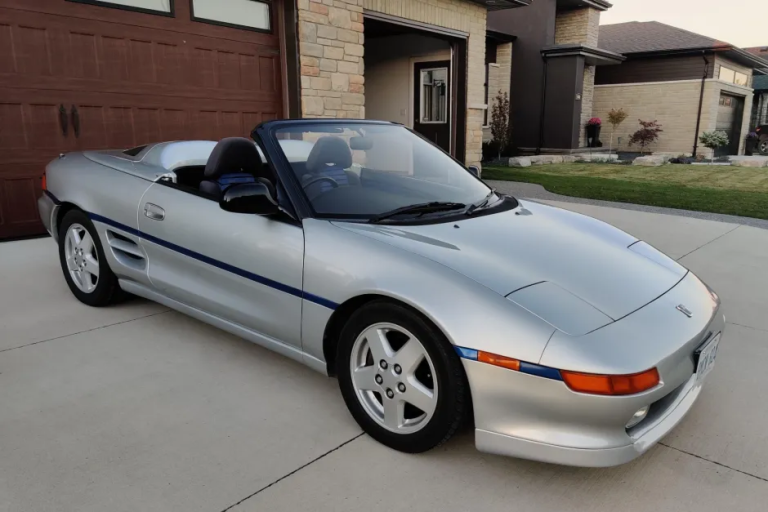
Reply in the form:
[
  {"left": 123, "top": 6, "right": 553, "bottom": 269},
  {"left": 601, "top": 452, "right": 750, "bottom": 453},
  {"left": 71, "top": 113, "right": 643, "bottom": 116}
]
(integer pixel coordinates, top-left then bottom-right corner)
[{"left": 138, "top": 182, "right": 304, "bottom": 349}]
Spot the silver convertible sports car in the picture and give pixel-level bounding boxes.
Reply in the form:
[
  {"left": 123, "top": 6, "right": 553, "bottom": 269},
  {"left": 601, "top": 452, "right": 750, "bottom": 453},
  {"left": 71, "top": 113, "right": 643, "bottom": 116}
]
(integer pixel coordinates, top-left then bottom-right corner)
[{"left": 38, "top": 119, "right": 724, "bottom": 467}]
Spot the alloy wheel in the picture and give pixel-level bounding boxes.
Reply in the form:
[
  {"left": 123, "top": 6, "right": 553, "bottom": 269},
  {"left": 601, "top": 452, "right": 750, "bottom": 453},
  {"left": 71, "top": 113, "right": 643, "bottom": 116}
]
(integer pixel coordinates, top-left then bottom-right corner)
[
  {"left": 349, "top": 322, "right": 438, "bottom": 434},
  {"left": 64, "top": 223, "right": 100, "bottom": 293}
]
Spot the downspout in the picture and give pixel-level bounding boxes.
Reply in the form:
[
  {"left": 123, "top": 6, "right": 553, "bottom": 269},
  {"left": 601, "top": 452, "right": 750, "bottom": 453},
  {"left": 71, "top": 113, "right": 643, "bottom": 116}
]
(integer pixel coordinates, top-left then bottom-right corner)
[
  {"left": 692, "top": 52, "right": 710, "bottom": 158},
  {"left": 536, "top": 57, "right": 548, "bottom": 155}
]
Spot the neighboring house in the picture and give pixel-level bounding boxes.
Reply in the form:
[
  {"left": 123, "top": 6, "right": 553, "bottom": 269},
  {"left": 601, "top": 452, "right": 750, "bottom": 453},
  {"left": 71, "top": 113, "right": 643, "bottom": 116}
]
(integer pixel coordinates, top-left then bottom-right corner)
[
  {"left": 594, "top": 22, "right": 768, "bottom": 157},
  {"left": 0, "top": 0, "right": 529, "bottom": 240},
  {"left": 488, "top": 0, "right": 624, "bottom": 154}
]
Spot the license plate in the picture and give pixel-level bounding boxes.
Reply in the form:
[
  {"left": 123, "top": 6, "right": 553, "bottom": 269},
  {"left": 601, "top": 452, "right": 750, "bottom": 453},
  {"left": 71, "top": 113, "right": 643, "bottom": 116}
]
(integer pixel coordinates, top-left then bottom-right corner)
[{"left": 695, "top": 333, "right": 720, "bottom": 384}]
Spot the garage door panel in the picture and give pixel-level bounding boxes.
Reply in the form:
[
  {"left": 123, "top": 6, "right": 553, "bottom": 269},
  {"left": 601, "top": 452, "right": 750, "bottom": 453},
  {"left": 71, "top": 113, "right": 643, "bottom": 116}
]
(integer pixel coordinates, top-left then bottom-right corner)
[
  {"left": 1, "top": 0, "right": 281, "bottom": 47},
  {"left": 0, "top": 0, "right": 284, "bottom": 239}
]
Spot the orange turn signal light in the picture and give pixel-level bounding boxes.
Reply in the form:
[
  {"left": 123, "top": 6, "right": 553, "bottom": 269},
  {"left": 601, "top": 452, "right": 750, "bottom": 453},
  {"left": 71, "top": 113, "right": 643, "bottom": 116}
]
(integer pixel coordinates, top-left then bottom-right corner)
[
  {"left": 561, "top": 367, "right": 660, "bottom": 396},
  {"left": 478, "top": 351, "right": 521, "bottom": 371},
  {"left": 41, "top": 173, "right": 47, "bottom": 191}
]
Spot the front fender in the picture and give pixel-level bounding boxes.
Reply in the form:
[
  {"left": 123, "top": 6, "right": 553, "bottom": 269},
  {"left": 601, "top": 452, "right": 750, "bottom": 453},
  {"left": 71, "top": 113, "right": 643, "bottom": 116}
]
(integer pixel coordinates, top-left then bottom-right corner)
[{"left": 300, "top": 219, "right": 555, "bottom": 367}]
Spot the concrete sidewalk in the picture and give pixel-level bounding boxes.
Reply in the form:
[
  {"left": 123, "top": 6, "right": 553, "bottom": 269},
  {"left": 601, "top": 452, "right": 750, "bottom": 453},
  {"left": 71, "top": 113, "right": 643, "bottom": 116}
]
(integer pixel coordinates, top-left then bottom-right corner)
[{"left": 1, "top": 202, "right": 767, "bottom": 512}]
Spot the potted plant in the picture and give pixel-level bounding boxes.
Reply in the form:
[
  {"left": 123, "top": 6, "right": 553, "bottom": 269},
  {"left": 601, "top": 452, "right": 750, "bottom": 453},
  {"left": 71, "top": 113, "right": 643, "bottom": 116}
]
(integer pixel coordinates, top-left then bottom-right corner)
[
  {"left": 607, "top": 108, "right": 628, "bottom": 156},
  {"left": 699, "top": 130, "right": 729, "bottom": 163},
  {"left": 628, "top": 119, "right": 663, "bottom": 154},
  {"left": 746, "top": 131, "right": 759, "bottom": 156},
  {"left": 585, "top": 117, "right": 602, "bottom": 148}
]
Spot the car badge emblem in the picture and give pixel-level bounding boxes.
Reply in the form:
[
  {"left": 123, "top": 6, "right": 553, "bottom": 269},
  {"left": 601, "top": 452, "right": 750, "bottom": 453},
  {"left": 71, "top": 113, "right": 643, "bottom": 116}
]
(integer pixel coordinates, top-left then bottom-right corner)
[{"left": 676, "top": 304, "right": 693, "bottom": 318}]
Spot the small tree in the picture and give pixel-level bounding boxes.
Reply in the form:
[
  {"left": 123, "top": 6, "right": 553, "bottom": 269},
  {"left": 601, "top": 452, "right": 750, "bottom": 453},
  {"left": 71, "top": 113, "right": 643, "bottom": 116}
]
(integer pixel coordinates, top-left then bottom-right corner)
[
  {"left": 699, "top": 130, "right": 729, "bottom": 163},
  {"left": 490, "top": 91, "right": 510, "bottom": 160},
  {"left": 628, "top": 119, "right": 663, "bottom": 154},
  {"left": 607, "top": 108, "right": 628, "bottom": 156}
]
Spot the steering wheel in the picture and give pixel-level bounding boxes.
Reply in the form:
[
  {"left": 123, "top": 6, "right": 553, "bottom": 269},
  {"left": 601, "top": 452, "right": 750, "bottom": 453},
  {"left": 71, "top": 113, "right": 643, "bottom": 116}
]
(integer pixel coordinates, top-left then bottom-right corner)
[{"left": 302, "top": 176, "right": 340, "bottom": 190}]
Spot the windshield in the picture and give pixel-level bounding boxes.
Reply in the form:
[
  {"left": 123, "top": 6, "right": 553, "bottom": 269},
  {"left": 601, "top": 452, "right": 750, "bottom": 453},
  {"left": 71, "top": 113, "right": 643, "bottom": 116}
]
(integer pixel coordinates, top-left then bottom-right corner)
[{"left": 272, "top": 123, "right": 491, "bottom": 220}]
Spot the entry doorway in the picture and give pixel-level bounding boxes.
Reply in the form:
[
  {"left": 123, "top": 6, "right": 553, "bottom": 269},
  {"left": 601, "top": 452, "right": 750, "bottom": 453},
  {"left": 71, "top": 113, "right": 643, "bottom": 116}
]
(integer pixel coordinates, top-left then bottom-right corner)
[
  {"left": 363, "top": 15, "right": 466, "bottom": 162},
  {"left": 414, "top": 61, "right": 451, "bottom": 152},
  {"left": 716, "top": 93, "right": 745, "bottom": 156}
]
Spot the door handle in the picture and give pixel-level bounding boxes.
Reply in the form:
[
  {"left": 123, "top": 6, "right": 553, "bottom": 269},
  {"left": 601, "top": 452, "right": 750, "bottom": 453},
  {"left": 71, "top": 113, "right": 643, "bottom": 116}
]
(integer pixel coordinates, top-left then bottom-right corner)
[
  {"left": 144, "top": 203, "right": 165, "bottom": 221},
  {"left": 70, "top": 105, "right": 80, "bottom": 138},
  {"left": 59, "top": 104, "right": 68, "bottom": 136}
]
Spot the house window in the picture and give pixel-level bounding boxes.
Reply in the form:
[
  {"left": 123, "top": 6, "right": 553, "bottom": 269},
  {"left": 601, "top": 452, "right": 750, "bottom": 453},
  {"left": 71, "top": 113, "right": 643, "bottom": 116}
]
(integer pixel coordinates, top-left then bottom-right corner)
[
  {"left": 68, "top": 0, "right": 173, "bottom": 15},
  {"left": 420, "top": 68, "right": 448, "bottom": 124},
  {"left": 484, "top": 63, "right": 490, "bottom": 126},
  {"left": 719, "top": 65, "right": 749, "bottom": 87},
  {"left": 192, "top": 0, "right": 271, "bottom": 31}
]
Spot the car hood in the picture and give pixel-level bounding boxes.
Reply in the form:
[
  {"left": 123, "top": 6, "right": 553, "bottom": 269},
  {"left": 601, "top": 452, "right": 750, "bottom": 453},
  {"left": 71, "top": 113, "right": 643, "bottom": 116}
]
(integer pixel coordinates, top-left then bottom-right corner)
[{"left": 334, "top": 200, "right": 687, "bottom": 321}]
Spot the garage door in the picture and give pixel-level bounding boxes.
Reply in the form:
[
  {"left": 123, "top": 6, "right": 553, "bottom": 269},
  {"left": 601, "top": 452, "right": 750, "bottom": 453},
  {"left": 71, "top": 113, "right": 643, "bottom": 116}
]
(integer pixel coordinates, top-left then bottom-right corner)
[
  {"left": 0, "top": 0, "right": 284, "bottom": 239},
  {"left": 715, "top": 93, "right": 745, "bottom": 157}
]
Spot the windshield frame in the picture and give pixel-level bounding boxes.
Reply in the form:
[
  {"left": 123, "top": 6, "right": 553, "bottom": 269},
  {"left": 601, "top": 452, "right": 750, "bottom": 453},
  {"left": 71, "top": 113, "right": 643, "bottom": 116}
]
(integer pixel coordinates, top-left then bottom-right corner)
[{"left": 253, "top": 119, "right": 495, "bottom": 223}]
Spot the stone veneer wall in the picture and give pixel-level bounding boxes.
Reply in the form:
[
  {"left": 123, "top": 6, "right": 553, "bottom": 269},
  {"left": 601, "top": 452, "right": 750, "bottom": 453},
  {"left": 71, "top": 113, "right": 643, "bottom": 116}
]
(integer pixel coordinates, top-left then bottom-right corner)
[
  {"left": 297, "top": 0, "right": 488, "bottom": 167},
  {"left": 555, "top": 7, "right": 600, "bottom": 147}
]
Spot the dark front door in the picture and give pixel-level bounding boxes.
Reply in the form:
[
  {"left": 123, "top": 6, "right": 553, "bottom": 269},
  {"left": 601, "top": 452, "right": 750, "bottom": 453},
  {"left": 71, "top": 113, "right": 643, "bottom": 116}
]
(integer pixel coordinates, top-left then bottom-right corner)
[
  {"left": 413, "top": 60, "right": 451, "bottom": 153},
  {"left": 715, "top": 93, "right": 745, "bottom": 157},
  {"left": 0, "top": 0, "right": 284, "bottom": 239}
]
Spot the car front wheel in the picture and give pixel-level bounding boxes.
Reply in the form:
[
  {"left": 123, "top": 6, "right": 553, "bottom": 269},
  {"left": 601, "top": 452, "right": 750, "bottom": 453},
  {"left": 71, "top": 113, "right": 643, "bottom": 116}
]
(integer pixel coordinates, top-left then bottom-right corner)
[
  {"left": 337, "top": 301, "right": 469, "bottom": 453},
  {"left": 759, "top": 137, "right": 768, "bottom": 156},
  {"left": 58, "top": 209, "right": 124, "bottom": 307}
]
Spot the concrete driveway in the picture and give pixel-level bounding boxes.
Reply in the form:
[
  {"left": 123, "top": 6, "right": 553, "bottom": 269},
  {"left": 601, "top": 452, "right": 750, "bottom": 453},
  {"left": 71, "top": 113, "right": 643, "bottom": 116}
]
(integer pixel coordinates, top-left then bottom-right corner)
[{"left": 1, "top": 201, "right": 767, "bottom": 512}]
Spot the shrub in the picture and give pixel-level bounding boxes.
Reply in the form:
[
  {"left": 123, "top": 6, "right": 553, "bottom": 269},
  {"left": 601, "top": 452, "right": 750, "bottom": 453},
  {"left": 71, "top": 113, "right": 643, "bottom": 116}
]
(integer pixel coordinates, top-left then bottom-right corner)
[
  {"left": 607, "top": 108, "right": 628, "bottom": 156},
  {"left": 628, "top": 120, "right": 663, "bottom": 154},
  {"left": 699, "top": 130, "right": 729, "bottom": 163},
  {"left": 490, "top": 91, "right": 510, "bottom": 159}
]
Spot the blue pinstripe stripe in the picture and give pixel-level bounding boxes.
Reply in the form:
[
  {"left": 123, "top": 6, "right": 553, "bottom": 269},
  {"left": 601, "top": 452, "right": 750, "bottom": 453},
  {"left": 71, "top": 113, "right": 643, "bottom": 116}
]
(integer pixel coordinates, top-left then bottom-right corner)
[{"left": 87, "top": 212, "right": 338, "bottom": 310}]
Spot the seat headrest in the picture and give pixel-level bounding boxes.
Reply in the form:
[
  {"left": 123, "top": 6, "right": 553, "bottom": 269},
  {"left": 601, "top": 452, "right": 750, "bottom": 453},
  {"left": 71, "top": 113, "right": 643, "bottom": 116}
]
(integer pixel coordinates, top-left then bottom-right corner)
[
  {"left": 204, "top": 137, "right": 264, "bottom": 180},
  {"left": 306, "top": 136, "right": 353, "bottom": 173}
]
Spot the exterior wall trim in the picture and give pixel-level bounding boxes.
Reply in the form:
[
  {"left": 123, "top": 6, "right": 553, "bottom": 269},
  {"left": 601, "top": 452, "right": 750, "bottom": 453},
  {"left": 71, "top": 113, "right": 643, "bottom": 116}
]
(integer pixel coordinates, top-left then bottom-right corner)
[
  {"left": 595, "top": 78, "right": 753, "bottom": 92},
  {"left": 363, "top": 10, "right": 468, "bottom": 38}
]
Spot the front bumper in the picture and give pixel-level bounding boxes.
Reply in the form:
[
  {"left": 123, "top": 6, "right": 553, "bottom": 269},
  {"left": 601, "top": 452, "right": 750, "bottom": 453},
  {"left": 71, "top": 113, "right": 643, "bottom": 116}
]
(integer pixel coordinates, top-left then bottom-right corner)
[
  {"left": 464, "top": 273, "right": 725, "bottom": 467},
  {"left": 37, "top": 192, "right": 59, "bottom": 241}
]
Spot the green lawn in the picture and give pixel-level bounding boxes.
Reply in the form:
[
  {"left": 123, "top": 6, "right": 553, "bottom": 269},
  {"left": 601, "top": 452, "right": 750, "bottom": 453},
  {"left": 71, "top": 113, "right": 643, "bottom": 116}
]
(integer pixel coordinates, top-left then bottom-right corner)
[{"left": 483, "top": 163, "right": 768, "bottom": 220}]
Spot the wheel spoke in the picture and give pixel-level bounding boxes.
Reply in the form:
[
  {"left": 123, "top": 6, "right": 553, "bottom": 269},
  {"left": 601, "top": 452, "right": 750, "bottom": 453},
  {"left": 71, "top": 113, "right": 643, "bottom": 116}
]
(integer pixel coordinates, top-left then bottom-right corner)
[
  {"left": 394, "top": 338, "right": 425, "bottom": 376},
  {"left": 71, "top": 228, "right": 82, "bottom": 246},
  {"left": 364, "top": 327, "right": 394, "bottom": 362},
  {"left": 403, "top": 380, "right": 436, "bottom": 416},
  {"left": 83, "top": 254, "right": 100, "bottom": 278},
  {"left": 352, "top": 365, "right": 378, "bottom": 391},
  {"left": 66, "top": 254, "right": 78, "bottom": 272},
  {"left": 383, "top": 397, "right": 404, "bottom": 430},
  {"left": 79, "top": 231, "right": 94, "bottom": 253}
]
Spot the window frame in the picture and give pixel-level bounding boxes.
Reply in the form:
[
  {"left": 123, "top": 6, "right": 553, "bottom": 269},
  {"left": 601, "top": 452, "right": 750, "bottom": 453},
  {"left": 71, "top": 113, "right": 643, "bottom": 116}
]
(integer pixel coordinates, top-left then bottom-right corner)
[
  {"left": 190, "top": 0, "right": 273, "bottom": 34},
  {"left": 67, "top": 0, "right": 175, "bottom": 17},
  {"left": 419, "top": 66, "right": 450, "bottom": 125}
]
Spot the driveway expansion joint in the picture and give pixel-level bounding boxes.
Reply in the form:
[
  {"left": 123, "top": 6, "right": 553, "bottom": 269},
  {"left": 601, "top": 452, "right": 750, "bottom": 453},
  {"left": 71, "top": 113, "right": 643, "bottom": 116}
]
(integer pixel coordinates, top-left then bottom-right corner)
[
  {"left": 219, "top": 433, "right": 365, "bottom": 512},
  {"left": 660, "top": 442, "right": 768, "bottom": 483},
  {"left": 0, "top": 309, "right": 171, "bottom": 354},
  {"left": 676, "top": 225, "right": 741, "bottom": 261}
]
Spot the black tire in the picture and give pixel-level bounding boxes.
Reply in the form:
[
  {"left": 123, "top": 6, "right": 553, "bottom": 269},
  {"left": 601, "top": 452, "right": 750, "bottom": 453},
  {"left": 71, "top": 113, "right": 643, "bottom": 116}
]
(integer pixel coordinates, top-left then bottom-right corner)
[
  {"left": 337, "top": 300, "right": 469, "bottom": 453},
  {"left": 758, "top": 137, "right": 768, "bottom": 156},
  {"left": 58, "top": 209, "right": 125, "bottom": 307}
]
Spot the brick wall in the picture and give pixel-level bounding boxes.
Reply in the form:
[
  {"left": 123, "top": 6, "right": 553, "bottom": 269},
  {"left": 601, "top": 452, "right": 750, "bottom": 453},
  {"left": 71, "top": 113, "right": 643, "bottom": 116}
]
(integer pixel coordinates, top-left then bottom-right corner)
[
  {"left": 297, "top": 0, "right": 488, "bottom": 167},
  {"left": 554, "top": 7, "right": 600, "bottom": 47},
  {"left": 483, "top": 41, "right": 512, "bottom": 143},
  {"left": 579, "top": 65, "right": 595, "bottom": 147},
  {"left": 555, "top": 7, "right": 600, "bottom": 148},
  {"left": 593, "top": 79, "right": 753, "bottom": 156}
]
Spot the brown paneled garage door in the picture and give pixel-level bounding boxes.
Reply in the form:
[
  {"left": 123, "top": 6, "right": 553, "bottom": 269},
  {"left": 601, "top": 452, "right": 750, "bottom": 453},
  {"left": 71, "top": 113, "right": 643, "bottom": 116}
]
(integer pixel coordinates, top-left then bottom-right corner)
[{"left": 0, "top": 0, "right": 285, "bottom": 239}]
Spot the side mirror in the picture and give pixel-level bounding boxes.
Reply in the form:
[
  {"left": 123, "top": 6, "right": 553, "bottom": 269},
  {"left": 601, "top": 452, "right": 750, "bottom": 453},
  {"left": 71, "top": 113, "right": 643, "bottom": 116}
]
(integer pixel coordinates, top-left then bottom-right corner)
[
  {"left": 220, "top": 182, "right": 279, "bottom": 215},
  {"left": 468, "top": 165, "right": 480, "bottom": 177}
]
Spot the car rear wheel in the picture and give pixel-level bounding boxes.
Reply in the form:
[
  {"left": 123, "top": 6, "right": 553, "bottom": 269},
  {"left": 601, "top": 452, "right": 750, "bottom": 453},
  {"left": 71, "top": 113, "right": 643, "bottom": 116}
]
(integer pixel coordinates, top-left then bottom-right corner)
[
  {"left": 58, "top": 209, "right": 124, "bottom": 307},
  {"left": 337, "top": 301, "right": 469, "bottom": 453},
  {"left": 758, "top": 138, "right": 768, "bottom": 156}
]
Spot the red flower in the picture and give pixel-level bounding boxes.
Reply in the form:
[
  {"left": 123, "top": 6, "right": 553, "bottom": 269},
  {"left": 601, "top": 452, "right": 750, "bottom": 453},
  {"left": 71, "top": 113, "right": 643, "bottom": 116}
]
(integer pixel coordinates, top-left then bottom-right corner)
[{"left": 587, "top": 117, "right": 602, "bottom": 127}]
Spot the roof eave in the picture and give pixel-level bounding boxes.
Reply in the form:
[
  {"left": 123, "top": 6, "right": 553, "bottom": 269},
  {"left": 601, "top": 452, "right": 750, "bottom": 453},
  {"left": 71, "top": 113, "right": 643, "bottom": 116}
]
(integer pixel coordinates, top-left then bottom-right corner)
[{"left": 542, "top": 44, "right": 625, "bottom": 65}]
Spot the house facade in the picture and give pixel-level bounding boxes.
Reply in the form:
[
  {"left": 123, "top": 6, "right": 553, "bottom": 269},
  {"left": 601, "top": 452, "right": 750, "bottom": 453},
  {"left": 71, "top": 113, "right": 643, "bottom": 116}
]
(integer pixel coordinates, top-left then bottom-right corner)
[
  {"left": 0, "top": 0, "right": 526, "bottom": 239},
  {"left": 593, "top": 22, "right": 768, "bottom": 157}
]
